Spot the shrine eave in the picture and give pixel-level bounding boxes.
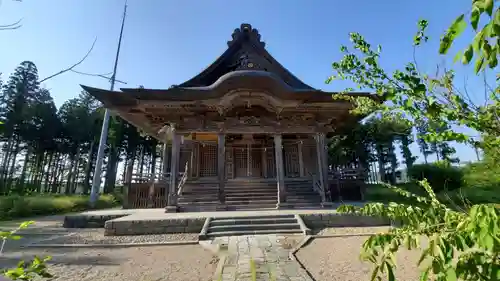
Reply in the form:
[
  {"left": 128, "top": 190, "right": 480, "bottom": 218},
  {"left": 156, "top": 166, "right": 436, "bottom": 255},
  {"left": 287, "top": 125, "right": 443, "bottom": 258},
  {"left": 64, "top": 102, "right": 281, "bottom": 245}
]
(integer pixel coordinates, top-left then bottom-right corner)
[{"left": 81, "top": 70, "right": 378, "bottom": 105}]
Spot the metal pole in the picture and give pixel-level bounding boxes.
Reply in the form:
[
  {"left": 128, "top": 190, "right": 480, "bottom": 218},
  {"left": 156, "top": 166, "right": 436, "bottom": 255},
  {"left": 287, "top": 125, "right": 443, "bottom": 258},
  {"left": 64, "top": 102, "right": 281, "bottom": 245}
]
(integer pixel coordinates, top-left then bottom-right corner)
[{"left": 89, "top": 1, "right": 128, "bottom": 207}]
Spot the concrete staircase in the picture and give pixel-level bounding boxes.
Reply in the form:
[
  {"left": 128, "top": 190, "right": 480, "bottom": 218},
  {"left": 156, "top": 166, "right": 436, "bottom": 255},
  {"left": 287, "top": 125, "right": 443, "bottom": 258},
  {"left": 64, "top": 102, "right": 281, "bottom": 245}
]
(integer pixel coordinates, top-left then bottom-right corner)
[
  {"left": 199, "top": 214, "right": 305, "bottom": 239},
  {"left": 178, "top": 178, "right": 322, "bottom": 212}
]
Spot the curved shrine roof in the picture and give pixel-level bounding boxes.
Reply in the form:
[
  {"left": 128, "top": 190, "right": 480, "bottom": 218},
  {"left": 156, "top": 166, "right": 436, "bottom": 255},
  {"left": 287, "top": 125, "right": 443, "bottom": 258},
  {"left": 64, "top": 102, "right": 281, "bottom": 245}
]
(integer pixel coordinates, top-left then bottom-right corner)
[
  {"left": 82, "top": 23, "right": 379, "bottom": 107},
  {"left": 176, "top": 23, "right": 314, "bottom": 90}
]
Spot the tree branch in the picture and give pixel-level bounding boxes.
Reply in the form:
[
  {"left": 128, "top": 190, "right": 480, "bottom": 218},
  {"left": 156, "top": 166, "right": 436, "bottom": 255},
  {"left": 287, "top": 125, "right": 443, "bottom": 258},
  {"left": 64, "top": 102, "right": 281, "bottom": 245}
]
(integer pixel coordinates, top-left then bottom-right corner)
[
  {"left": 0, "top": 0, "right": 23, "bottom": 31},
  {"left": 0, "top": 18, "right": 22, "bottom": 30},
  {"left": 39, "top": 37, "right": 97, "bottom": 83}
]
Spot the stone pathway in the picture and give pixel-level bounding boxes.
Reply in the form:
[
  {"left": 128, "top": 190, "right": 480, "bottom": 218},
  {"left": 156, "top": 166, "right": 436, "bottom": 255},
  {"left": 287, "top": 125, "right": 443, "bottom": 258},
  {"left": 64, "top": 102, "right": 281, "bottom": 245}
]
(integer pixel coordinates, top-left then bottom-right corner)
[{"left": 213, "top": 235, "right": 312, "bottom": 281}]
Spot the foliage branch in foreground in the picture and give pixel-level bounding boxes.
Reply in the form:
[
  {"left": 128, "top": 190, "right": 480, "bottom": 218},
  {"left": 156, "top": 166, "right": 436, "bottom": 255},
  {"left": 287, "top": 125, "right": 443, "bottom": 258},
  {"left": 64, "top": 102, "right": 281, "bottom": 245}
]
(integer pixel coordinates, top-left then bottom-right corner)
[
  {"left": 0, "top": 221, "right": 53, "bottom": 281},
  {"left": 327, "top": 2, "right": 500, "bottom": 160},
  {"left": 338, "top": 181, "right": 500, "bottom": 281},
  {"left": 331, "top": 1, "right": 500, "bottom": 279}
]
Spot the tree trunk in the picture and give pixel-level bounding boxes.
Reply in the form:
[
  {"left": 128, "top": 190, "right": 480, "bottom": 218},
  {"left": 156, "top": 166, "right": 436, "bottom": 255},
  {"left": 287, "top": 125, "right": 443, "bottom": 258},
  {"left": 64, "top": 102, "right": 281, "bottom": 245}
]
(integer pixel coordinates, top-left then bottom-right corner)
[
  {"left": 388, "top": 143, "right": 397, "bottom": 184},
  {"left": 83, "top": 139, "right": 96, "bottom": 194},
  {"left": 18, "top": 148, "right": 31, "bottom": 194},
  {"left": 104, "top": 145, "right": 119, "bottom": 194},
  {"left": 0, "top": 136, "right": 14, "bottom": 192},
  {"left": 50, "top": 153, "right": 60, "bottom": 193},
  {"left": 122, "top": 159, "right": 128, "bottom": 183},
  {"left": 34, "top": 151, "right": 46, "bottom": 192},
  {"left": 376, "top": 145, "right": 385, "bottom": 183},
  {"left": 71, "top": 147, "right": 81, "bottom": 193},
  {"left": 7, "top": 138, "right": 20, "bottom": 192},
  {"left": 43, "top": 152, "right": 54, "bottom": 192},
  {"left": 65, "top": 153, "right": 76, "bottom": 194}
]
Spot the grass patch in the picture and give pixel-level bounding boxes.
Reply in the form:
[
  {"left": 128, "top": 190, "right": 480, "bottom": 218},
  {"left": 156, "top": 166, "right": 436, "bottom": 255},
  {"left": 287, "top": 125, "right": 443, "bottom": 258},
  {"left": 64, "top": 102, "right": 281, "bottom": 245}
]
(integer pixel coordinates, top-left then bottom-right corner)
[
  {"left": 365, "top": 182, "right": 500, "bottom": 209},
  {"left": 366, "top": 161, "right": 500, "bottom": 209},
  {"left": 0, "top": 194, "right": 120, "bottom": 221}
]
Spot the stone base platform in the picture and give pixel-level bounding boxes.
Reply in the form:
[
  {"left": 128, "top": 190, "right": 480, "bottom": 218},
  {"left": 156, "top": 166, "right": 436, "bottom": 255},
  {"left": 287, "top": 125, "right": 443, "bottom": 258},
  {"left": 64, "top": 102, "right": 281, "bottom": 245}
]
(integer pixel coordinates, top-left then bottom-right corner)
[{"left": 64, "top": 202, "right": 389, "bottom": 236}]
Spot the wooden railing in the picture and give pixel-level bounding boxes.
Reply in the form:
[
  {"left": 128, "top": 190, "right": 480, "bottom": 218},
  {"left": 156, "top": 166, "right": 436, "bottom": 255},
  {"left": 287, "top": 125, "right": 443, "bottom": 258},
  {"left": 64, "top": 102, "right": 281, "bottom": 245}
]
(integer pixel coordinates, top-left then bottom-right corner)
[
  {"left": 130, "top": 172, "right": 170, "bottom": 183},
  {"left": 308, "top": 171, "right": 326, "bottom": 203},
  {"left": 329, "top": 167, "right": 367, "bottom": 201},
  {"left": 177, "top": 162, "right": 189, "bottom": 196}
]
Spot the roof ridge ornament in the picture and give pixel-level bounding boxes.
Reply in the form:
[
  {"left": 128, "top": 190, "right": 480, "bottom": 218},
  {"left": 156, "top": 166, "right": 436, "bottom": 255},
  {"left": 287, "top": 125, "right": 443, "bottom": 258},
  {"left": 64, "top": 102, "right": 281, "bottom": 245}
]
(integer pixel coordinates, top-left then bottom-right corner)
[{"left": 227, "top": 23, "right": 265, "bottom": 48}]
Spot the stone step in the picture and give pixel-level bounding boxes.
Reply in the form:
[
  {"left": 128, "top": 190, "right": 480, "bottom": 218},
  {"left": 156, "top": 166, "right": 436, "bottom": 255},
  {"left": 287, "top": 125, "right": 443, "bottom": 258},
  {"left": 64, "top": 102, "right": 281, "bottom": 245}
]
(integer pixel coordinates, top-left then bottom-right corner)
[
  {"left": 209, "top": 217, "right": 297, "bottom": 226},
  {"left": 181, "top": 191, "right": 316, "bottom": 198},
  {"left": 208, "top": 223, "right": 301, "bottom": 233},
  {"left": 178, "top": 201, "right": 220, "bottom": 206},
  {"left": 225, "top": 205, "right": 277, "bottom": 211},
  {"left": 179, "top": 198, "right": 279, "bottom": 203},
  {"left": 205, "top": 228, "right": 302, "bottom": 238},
  {"left": 204, "top": 214, "right": 304, "bottom": 238}
]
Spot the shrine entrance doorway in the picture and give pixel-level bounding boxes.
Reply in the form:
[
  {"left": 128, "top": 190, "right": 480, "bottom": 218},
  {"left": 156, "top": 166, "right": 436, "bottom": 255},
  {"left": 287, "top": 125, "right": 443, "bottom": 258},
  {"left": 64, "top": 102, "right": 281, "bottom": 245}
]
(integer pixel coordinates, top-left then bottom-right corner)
[{"left": 232, "top": 144, "right": 263, "bottom": 178}]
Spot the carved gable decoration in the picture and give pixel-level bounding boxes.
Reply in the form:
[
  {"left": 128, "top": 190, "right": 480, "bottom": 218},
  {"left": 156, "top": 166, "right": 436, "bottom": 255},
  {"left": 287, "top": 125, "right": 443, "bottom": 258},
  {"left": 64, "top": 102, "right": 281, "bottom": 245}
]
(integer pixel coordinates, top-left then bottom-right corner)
[{"left": 227, "top": 24, "right": 265, "bottom": 48}]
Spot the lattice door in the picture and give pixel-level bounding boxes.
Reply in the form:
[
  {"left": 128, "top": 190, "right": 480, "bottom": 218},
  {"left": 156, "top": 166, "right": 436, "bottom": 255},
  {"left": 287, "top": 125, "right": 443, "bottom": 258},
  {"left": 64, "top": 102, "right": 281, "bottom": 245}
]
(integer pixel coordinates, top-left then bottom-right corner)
[
  {"left": 266, "top": 146, "right": 276, "bottom": 178},
  {"left": 199, "top": 144, "right": 217, "bottom": 177},
  {"left": 303, "top": 144, "right": 318, "bottom": 176},
  {"left": 250, "top": 145, "right": 262, "bottom": 177},
  {"left": 225, "top": 147, "right": 234, "bottom": 179},
  {"left": 233, "top": 145, "right": 248, "bottom": 178},
  {"left": 284, "top": 144, "right": 300, "bottom": 177},
  {"left": 178, "top": 147, "right": 191, "bottom": 173}
]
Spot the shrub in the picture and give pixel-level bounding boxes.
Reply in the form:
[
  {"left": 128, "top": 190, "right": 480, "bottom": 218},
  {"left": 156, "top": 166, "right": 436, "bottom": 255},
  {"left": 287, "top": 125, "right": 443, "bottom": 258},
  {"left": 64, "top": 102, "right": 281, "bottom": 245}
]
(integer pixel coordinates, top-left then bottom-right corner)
[
  {"left": 462, "top": 161, "right": 500, "bottom": 190},
  {"left": 0, "top": 194, "right": 119, "bottom": 220},
  {"left": 408, "top": 163, "right": 464, "bottom": 192}
]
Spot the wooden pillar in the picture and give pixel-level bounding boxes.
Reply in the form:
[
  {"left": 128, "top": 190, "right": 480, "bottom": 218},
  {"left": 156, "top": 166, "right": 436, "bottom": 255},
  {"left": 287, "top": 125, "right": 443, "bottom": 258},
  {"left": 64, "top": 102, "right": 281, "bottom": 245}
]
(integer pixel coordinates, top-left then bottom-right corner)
[
  {"left": 161, "top": 140, "right": 169, "bottom": 209},
  {"left": 315, "top": 133, "right": 327, "bottom": 204},
  {"left": 165, "top": 132, "right": 180, "bottom": 213},
  {"left": 274, "top": 134, "right": 287, "bottom": 208},
  {"left": 298, "top": 140, "right": 305, "bottom": 177},
  {"left": 217, "top": 133, "right": 226, "bottom": 206},
  {"left": 162, "top": 142, "right": 169, "bottom": 180},
  {"left": 316, "top": 133, "right": 332, "bottom": 205},
  {"left": 319, "top": 133, "right": 331, "bottom": 202}
]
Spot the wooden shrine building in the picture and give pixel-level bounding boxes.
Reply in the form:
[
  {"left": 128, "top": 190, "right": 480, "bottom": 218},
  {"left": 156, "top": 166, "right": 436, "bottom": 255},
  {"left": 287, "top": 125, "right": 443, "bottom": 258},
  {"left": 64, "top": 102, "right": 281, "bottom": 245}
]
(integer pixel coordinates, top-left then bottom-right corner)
[{"left": 82, "top": 23, "right": 374, "bottom": 212}]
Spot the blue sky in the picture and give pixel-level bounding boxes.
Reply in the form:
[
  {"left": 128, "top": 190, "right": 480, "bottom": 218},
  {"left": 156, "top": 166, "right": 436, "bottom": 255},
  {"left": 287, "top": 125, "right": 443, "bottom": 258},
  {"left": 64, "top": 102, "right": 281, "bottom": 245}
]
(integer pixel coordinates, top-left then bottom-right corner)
[{"left": 0, "top": 0, "right": 484, "bottom": 163}]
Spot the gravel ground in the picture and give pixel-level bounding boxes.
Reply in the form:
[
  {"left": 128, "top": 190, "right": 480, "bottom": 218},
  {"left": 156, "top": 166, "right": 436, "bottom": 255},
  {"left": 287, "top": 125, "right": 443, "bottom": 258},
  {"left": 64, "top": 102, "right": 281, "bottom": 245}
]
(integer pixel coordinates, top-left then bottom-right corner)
[
  {"left": 34, "top": 229, "right": 199, "bottom": 245},
  {"left": 1, "top": 227, "right": 198, "bottom": 254},
  {"left": 296, "top": 236, "right": 424, "bottom": 281},
  {"left": 316, "top": 226, "right": 392, "bottom": 236},
  {"left": 276, "top": 234, "right": 304, "bottom": 250},
  {"left": 1, "top": 245, "right": 218, "bottom": 281}
]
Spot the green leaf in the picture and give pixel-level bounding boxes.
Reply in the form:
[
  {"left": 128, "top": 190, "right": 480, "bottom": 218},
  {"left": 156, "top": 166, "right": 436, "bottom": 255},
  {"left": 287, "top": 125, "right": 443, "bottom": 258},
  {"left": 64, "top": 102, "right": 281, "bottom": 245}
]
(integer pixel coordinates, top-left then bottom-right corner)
[
  {"left": 482, "top": 234, "right": 494, "bottom": 250},
  {"left": 420, "top": 268, "right": 430, "bottom": 281},
  {"left": 462, "top": 45, "right": 474, "bottom": 64},
  {"left": 371, "top": 265, "right": 380, "bottom": 281},
  {"left": 488, "top": 53, "right": 498, "bottom": 68},
  {"left": 19, "top": 221, "right": 34, "bottom": 229},
  {"left": 471, "top": 7, "right": 481, "bottom": 30},
  {"left": 440, "top": 14, "right": 467, "bottom": 54},
  {"left": 9, "top": 235, "right": 22, "bottom": 240},
  {"left": 446, "top": 267, "right": 457, "bottom": 281},
  {"left": 453, "top": 51, "right": 463, "bottom": 63},
  {"left": 475, "top": 57, "right": 485, "bottom": 73},
  {"left": 386, "top": 262, "right": 396, "bottom": 281},
  {"left": 485, "top": 0, "right": 494, "bottom": 16}
]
